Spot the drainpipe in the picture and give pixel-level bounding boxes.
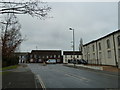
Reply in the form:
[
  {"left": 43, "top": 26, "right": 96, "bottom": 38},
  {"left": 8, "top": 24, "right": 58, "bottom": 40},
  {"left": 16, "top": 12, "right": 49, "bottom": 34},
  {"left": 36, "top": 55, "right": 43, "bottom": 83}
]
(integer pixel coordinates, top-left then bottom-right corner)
[{"left": 113, "top": 34, "right": 118, "bottom": 67}]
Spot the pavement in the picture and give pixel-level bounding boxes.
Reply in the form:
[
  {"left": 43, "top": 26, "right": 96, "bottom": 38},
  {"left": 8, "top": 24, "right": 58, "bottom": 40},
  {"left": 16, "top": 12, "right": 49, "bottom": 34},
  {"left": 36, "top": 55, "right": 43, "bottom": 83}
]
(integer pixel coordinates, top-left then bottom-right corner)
[{"left": 2, "top": 63, "right": 42, "bottom": 89}]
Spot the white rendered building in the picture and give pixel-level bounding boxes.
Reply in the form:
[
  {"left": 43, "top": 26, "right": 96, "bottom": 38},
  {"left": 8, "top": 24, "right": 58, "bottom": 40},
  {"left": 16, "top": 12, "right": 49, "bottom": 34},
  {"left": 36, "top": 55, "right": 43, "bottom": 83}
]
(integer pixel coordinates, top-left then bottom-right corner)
[
  {"left": 63, "top": 51, "right": 82, "bottom": 63},
  {"left": 82, "top": 30, "right": 120, "bottom": 68}
]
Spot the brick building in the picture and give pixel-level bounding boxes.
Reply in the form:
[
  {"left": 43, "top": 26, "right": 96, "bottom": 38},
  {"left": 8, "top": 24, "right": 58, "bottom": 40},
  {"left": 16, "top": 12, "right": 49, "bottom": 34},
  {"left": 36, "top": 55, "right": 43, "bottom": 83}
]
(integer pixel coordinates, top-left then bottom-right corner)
[{"left": 28, "top": 50, "right": 62, "bottom": 63}]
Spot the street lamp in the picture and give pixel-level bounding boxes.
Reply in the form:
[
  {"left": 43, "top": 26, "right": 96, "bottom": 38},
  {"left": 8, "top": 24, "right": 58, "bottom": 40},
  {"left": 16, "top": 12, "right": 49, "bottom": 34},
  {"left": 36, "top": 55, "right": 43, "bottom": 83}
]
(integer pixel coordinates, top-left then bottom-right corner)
[{"left": 69, "top": 27, "right": 76, "bottom": 67}]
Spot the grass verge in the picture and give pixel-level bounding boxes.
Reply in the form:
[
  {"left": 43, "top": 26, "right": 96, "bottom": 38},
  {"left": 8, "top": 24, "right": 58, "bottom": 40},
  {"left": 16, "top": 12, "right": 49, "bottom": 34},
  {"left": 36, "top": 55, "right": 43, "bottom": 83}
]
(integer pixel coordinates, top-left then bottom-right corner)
[
  {"left": 0, "top": 71, "right": 12, "bottom": 75},
  {"left": 0, "top": 65, "right": 19, "bottom": 75},
  {"left": 2, "top": 65, "right": 18, "bottom": 71}
]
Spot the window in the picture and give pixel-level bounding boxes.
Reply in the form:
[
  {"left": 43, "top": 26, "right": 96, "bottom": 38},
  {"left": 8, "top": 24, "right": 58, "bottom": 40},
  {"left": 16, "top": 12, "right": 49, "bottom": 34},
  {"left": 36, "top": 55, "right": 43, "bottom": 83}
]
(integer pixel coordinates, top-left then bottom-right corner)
[
  {"left": 65, "top": 59, "right": 67, "bottom": 62},
  {"left": 117, "top": 35, "right": 120, "bottom": 46},
  {"left": 71, "top": 55, "right": 72, "bottom": 58},
  {"left": 77, "top": 55, "right": 79, "bottom": 58},
  {"left": 58, "top": 55, "right": 60, "bottom": 58},
  {"left": 30, "top": 55, "right": 32, "bottom": 58},
  {"left": 44, "top": 56, "right": 46, "bottom": 58},
  {"left": 84, "top": 48, "right": 86, "bottom": 53},
  {"left": 92, "top": 45, "right": 95, "bottom": 52},
  {"left": 54, "top": 55, "right": 56, "bottom": 58},
  {"left": 65, "top": 55, "right": 67, "bottom": 58},
  {"left": 98, "top": 42, "right": 101, "bottom": 50},
  {"left": 22, "top": 56, "right": 24, "bottom": 59},
  {"left": 107, "top": 39, "right": 110, "bottom": 49},
  {"left": 46, "top": 56, "right": 49, "bottom": 58},
  {"left": 87, "top": 46, "right": 89, "bottom": 53},
  {"left": 34, "top": 55, "right": 37, "bottom": 58},
  {"left": 99, "top": 52, "right": 102, "bottom": 59},
  {"left": 118, "top": 49, "right": 120, "bottom": 58},
  {"left": 107, "top": 50, "right": 111, "bottom": 58}
]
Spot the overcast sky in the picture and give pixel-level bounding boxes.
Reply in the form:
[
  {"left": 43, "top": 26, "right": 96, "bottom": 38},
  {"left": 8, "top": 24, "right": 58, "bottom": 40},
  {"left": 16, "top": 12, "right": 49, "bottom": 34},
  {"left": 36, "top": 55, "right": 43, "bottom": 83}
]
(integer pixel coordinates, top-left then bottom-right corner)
[{"left": 16, "top": 2, "right": 118, "bottom": 52}]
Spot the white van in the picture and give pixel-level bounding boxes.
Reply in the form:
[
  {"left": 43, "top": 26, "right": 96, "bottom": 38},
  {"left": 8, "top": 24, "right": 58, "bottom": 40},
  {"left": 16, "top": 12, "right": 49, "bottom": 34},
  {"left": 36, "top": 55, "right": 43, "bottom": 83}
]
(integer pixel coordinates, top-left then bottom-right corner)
[{"left": 46, "top": 59, "right": 56, "bottom": 64}]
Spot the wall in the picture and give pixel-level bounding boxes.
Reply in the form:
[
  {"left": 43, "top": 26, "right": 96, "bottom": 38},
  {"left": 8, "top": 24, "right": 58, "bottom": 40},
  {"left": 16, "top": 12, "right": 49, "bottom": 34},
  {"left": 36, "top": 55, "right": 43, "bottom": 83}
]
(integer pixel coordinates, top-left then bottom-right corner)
[
  {"left": 83, "top": 30, "right": 120, "bottom": 67},
  {"left": 63, "top": 55, "right": 82, "bottom": 63},
  {"left": 114, "top": 32, "right": 120, "bottom": 68}
]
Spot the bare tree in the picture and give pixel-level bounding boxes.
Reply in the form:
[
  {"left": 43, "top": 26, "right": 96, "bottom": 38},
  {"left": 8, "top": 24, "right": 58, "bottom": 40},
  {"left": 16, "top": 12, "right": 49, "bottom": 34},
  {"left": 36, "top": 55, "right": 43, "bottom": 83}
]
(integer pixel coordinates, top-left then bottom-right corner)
[
  {"left": 0, "top": 0, "right": 51, "bottom": 19},
  {"left": 1, "top": 13, "right": 23, "bottom": 58},
  {"left": 0, "top": 0, "right": 51, "bottom": 66}
]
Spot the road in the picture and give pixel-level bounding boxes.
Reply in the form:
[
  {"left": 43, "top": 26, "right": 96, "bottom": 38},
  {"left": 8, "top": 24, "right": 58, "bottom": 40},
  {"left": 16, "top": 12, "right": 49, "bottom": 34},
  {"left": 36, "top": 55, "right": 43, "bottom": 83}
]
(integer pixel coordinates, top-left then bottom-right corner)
[{"left": 28, "top": 63, "right": 119, "bottom": 88}]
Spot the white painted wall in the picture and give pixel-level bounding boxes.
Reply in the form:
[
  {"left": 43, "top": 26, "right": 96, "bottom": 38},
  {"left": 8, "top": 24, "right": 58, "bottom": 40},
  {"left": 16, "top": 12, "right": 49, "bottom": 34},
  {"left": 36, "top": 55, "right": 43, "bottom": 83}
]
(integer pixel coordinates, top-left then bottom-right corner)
[
  {"left": 83, "top": 30, "right": 120, "bottom": 67},
  {"left": 63, "top": 55, "right": 82, "bottom": 63},
  {"left": 114, "top": 32, "right": 120, "bottom": 68}
]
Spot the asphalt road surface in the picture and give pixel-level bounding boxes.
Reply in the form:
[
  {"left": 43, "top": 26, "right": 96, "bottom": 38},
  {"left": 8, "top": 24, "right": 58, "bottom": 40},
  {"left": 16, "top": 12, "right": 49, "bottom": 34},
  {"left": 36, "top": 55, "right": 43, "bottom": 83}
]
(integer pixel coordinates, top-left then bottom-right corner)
[{"left": 28, "top": 63, "right": 119, "bottom": 88}]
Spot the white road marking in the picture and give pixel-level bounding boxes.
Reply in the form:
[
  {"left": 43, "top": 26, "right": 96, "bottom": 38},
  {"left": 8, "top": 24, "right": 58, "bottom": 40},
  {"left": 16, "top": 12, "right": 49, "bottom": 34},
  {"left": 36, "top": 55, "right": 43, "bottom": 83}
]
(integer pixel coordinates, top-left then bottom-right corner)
[
  {"left": 48, "top": 67, "right": 90, "bottom": 82},
  {"left": 36, "top": 74, "right": 46, "bottom": 90},
  {"left": 34, "top": 75, "right": 38, "bottom": 88},
  {"left": 65, "top": 74, "right": 90, "bottom": 86}
]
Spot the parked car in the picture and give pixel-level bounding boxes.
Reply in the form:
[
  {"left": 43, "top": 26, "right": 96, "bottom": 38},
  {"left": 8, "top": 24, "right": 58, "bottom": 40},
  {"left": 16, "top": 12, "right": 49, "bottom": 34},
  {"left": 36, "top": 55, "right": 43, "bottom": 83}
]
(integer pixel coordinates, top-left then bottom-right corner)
[
  {"left": 77, "top": 59, "right": 88, "bottom": 64},
  {"left": 70, "top": 59, "right": 77, "bottom": 64},
  {"left": 46, "top": 59, "right": 56, "bottom": 64}
]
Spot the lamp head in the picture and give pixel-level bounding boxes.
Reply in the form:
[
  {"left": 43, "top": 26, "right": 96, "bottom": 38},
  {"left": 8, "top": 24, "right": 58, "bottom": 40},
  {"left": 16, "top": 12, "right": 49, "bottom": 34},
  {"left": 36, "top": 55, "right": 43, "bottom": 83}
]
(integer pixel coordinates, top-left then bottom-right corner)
[{"left": 69, "top": 28, "right": 73, "bottom": 30}]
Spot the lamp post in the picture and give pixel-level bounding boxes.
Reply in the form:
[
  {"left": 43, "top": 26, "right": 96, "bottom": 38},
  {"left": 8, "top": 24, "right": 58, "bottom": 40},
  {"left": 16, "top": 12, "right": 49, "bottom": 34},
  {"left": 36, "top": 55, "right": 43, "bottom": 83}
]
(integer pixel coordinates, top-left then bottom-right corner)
[{"left": 69, "top": 27, "right": 76, "bottom": 67}]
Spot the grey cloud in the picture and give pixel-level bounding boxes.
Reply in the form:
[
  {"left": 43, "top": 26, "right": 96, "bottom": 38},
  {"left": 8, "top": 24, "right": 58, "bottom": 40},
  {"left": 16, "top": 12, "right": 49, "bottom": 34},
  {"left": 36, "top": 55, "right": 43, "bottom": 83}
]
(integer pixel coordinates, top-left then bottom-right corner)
[{"left": 17, "top": 2, "right": 117, "bottom": 52}]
